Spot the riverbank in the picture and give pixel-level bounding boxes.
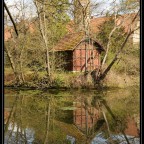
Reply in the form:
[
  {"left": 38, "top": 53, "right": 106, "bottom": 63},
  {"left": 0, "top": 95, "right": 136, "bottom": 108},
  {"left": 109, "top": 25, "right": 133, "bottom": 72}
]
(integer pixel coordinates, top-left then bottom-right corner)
[{"left": 4, "top": 67, "right": 139, "bottom": 90}]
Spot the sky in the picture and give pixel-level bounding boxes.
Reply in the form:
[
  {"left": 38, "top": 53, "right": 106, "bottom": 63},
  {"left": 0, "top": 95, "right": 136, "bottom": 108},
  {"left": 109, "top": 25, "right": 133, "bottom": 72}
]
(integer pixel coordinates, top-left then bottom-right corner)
[
  {"left": 5, "top": 0, "right": 37, "bottom": 19},
  {"left": 4, "top": 0, "right": 119, "bottom": 22}
]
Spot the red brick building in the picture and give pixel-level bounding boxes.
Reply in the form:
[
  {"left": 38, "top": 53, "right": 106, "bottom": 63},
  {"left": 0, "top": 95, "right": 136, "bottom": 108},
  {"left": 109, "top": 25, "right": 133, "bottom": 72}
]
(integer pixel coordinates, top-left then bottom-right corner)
[{"left": 53, "top": 32, "right": 104, "bottom": 72}]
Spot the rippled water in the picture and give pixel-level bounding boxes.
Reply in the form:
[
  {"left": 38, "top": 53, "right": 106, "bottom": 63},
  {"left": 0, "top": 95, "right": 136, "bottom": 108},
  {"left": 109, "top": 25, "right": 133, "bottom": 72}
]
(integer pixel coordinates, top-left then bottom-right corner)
[{"left": 4, "top": 86, "right": 140, "bottom": 144}]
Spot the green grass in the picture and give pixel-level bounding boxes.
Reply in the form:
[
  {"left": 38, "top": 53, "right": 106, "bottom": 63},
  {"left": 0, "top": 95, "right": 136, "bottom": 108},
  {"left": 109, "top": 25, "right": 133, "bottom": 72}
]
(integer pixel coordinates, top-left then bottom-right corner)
[{"left": 4, "top": 62, "right": 139, "bottom": 89}]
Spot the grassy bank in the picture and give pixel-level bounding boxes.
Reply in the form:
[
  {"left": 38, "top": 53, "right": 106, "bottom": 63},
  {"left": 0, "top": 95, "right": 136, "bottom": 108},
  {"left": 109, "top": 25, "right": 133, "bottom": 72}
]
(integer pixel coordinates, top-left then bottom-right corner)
[{"left": 4, "top": 66, "right": 139, "bottom": 89}]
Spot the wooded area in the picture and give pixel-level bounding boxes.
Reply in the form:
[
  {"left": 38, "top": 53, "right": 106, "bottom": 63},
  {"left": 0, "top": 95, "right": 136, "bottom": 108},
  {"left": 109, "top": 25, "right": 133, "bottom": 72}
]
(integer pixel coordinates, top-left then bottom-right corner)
[{"left": 4, "top": 0, "right": 140, "bottom": 88}]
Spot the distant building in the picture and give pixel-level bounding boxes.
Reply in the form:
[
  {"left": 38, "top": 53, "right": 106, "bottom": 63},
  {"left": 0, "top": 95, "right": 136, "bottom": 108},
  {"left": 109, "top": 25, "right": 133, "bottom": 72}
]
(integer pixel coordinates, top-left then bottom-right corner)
[
  {"left": 4, "top": 21, "right": 35, "bottom": 42},
  {"left": 132, "top": 20, "right": 140, "bottom": 44},
  {"left": 67, "top": 13, "right": 140, "bottom": 45}
]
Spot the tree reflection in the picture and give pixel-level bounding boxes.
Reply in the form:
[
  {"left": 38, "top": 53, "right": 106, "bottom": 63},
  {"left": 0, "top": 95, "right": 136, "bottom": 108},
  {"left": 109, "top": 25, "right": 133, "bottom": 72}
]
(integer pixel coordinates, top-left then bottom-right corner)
[
  {"left": 93, "top": 93, "right": 131, "bottom": 144},
  {"left": 73, "top": 89, "right": 139, "bottom": 143},
  {"left": 5, "top": 92, "right": 35, "bottom": 143},
  {"left": 4, "top": 88, "right": 139, "bottom": 144},
  {"left": 4, "top": 90, "right": 75, "bottom": 143}
]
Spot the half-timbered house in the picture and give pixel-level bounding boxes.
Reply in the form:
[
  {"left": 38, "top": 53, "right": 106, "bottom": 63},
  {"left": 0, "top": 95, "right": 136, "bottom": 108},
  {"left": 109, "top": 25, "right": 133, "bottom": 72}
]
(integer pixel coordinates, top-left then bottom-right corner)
[{"left": 53, "top": 32, "right": 105, "bottom": 72}]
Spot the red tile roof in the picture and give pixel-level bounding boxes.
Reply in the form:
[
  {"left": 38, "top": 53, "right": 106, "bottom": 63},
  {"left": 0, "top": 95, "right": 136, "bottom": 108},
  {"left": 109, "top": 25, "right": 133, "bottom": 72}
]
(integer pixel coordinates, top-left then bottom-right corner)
[
  {"left": 67, "top": 13, "right": 139, "bottom": 34},
  {"left": 4, "top": 22, "right": 35, "bottom": 41}
]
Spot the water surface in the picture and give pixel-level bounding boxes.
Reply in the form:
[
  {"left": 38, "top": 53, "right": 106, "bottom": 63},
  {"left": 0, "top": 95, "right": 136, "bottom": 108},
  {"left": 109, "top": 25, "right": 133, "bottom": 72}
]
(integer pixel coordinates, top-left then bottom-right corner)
[{"left": 4, "top": 87, "right": 140, "bottom": 144}]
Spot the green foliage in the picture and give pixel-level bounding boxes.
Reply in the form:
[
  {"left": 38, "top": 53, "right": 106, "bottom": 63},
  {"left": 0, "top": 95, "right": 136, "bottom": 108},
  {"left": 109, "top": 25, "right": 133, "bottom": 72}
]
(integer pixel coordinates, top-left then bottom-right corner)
[
  {"left": 96, "top": 17, "right": 139, "bottom": 78},
  {"left": 113, "top": 42, "right": 139, "bottom": 75},
  {"left": 5, "top": 0, "right": 70, "bottom": 85},
  {"left": 38, "top": 0, "right": 70, "bottom": 46},
  {"left": 4, "top": 51, "right": 10, "bottom": 67},
  {"left": 96, "top": 18, "right": 126, "bottom": 54},
  {"left": 50, "top": 52, "right": 68, "bottom": 72}
]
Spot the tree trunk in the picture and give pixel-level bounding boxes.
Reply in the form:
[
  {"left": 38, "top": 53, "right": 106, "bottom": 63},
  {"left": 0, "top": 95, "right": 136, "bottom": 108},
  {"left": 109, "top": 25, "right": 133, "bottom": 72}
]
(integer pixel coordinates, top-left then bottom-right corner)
[
  {"left": 4, "top": 1, "right": 18, "bottom": 36},
  {"left": 44, "top": 101, "right": 51, "bottom": 144},
  {"left": 4, "top": 45, "right": 22, "bottom": 84},
  {"left": 34, "top": 0, "right": 51, "bottom": 77},
  {"left": 99, "top": 31, "right": 132, "bottom": 81},
  {"left": 95, "top": 11, "right": 140, "bottom": 84},
  {"left": 102, "top": 100, "right": 130, "bottom": 144},
  {"left": 19, "top": 45, "right": 26, "bottom": 83}
]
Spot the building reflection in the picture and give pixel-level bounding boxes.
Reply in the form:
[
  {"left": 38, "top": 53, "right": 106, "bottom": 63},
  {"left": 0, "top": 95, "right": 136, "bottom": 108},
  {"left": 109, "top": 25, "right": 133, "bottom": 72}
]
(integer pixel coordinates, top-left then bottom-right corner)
[
  {"left": 73, "top": 96, "right": 101, "bottom": 135},
  {"left": 73, "top": 95, "right": 139, "bottom": 138}
]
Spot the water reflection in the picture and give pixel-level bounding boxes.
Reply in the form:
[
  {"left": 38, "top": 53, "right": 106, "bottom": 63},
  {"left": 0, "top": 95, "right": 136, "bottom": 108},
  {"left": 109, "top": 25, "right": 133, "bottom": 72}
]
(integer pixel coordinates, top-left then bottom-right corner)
[
  {"left": 4, "top": 87, "right": 140, "bottom": 144},
  {"left": 5, "top": 123, "right": 34, "bottom": 144},
  {"left": 73, "top": 96, "right": 101, "bottom": 136}
]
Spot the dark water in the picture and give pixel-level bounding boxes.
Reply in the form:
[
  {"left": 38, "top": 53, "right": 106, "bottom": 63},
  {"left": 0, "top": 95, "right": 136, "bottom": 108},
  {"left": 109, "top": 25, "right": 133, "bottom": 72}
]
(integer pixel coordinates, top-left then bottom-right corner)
[{"left": 4, "top": 87, "right": 140, "bottom": 144}]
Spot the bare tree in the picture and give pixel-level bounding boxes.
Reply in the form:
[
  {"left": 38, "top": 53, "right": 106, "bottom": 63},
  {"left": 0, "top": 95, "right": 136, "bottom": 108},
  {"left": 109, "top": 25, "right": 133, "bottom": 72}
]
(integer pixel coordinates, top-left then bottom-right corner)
[
  {"left": 4, "top": 0, "right": 35, "bottom": 84},
  {"left": 99, "top": 10, "right": 140, "bottom": 81},
  {"left": 89, "top": 0, "right": 140, "bottom": 84},
  {"left": 33, "top": 0, "right": 51, "bottom": 77}
]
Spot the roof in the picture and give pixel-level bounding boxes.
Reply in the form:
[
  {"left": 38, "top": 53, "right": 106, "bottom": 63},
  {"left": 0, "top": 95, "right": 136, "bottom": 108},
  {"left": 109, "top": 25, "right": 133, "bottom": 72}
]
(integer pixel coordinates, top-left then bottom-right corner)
[
  {"left": 4, "top": 28, "right": 13, "bottom": 41},
  {"left": 67, "top": 13, "right": 139, "bottom": 34},
  {"left": 4, "top": 21, "right": 36, "bottom": 41},
  {"left": 53, "top": 32, "right": 84, "bottom": 51},
  {"left": 55, "top": 13, "right": 139, "bottom": 52},
  {"left": 5, "top": 13, "right": 139, "bottom": 50},
  {"left": 52, "top": 32, "right": 105, "bottom": 52}
]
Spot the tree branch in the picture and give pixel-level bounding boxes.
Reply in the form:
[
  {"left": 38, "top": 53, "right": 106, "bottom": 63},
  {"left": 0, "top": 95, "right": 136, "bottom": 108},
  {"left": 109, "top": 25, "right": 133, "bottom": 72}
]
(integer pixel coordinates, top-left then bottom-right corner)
[
  {"left": 4, "top": 1, "right": 18, "bottom": 36},
  {"left": 98, "top": 10, "right": 140, "bottom": 81}
]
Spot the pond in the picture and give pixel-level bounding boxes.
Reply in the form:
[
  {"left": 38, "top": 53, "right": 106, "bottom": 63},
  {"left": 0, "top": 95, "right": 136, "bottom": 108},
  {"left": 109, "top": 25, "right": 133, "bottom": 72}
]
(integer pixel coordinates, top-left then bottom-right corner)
[{"left": 4, "top": 86, "right": 140, "bottom": 144}]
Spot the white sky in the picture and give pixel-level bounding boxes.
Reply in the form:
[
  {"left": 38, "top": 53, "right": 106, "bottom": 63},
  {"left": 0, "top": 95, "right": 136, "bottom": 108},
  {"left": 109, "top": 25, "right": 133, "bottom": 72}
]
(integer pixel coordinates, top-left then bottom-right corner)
[
  {"left": 4, "top": 0, "right": 37, "bottom": 19},
  {"left": 4, "top": 0, "right": 119, "bottom": 21}
]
